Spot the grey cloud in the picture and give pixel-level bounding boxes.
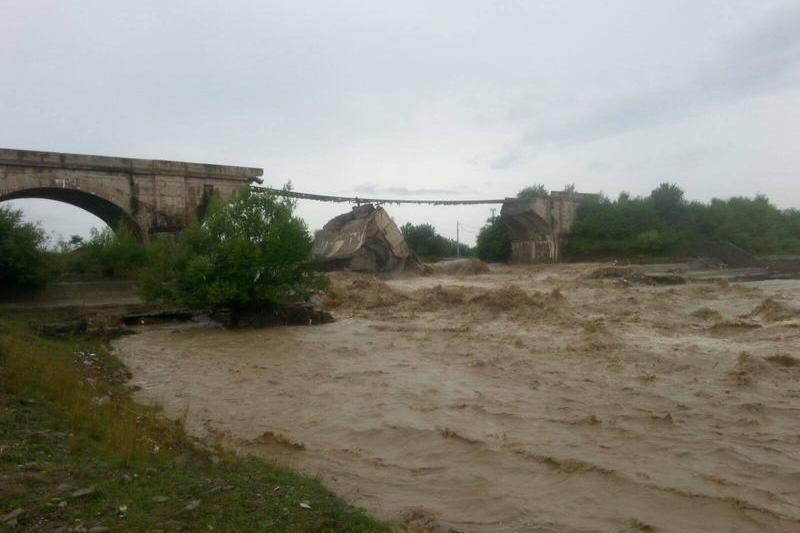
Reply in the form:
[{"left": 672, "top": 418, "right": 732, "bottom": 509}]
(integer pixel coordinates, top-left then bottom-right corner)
[
  {"left": 589, "top": 144, "right": 732, "bottom": 177},
  {"left": 489, "top": 152, "right": 522, "bottom": 170},
  {"left": 698, "top": 2, "right": 800, "bottom": 95},
  {"left": 491, "top": 2, "right": 800, "bottom": 167}
]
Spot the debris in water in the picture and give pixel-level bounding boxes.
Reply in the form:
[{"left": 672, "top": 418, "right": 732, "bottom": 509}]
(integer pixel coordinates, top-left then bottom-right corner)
[{"left": 313, "top": 204, "right": 427, "bottom": 273}]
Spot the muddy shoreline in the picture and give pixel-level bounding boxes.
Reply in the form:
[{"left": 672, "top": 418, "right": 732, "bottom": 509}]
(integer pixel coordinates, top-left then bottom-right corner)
[{"left": 113, "top": 263, "right": 800, "bottom": 532}]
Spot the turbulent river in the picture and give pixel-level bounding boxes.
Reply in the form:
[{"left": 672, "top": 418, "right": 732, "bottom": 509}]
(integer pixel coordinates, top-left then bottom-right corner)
[{"left": 113, "top": 263, "right": 800, "bottom": 532}]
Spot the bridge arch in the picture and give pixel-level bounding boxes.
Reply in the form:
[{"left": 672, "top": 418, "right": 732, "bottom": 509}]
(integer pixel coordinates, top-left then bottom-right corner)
[
  {"left": 0, "top": 187, "right": 145, "bottom": 242},
  {"left": 0, "top": 148, "right": 262, "bottom": 241}
]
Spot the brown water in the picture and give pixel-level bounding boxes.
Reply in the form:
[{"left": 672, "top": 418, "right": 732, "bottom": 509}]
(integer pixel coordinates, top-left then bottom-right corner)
[{"left": 113, "top": 264, "right": 800, "bottom": 532}]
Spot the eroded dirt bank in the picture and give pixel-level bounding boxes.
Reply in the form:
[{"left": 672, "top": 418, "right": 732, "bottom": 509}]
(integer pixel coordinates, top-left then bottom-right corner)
[{"left": 113, "top": 263, "right": 800, "bottom": 532}]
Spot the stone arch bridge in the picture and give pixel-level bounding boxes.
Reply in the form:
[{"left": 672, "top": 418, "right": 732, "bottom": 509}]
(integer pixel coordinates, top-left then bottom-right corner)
[{"left": 0, "top": 148, "right": 262, "bottom": 241}]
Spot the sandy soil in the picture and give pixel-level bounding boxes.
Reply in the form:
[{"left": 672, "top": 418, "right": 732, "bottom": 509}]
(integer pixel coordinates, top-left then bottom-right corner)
[{"left": 113, "top": 263, "right": 800, "bottom": 532}]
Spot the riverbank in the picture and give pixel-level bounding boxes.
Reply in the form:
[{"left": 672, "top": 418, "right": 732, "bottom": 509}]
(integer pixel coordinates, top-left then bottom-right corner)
[{"left": 0, "top": 314, "right": 388, "bottom": 532}]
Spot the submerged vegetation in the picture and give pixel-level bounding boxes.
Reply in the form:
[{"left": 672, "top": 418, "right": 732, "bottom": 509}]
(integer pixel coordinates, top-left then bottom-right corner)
[{"left": 565, "top": 183, "right": 800, "bottom": 257}]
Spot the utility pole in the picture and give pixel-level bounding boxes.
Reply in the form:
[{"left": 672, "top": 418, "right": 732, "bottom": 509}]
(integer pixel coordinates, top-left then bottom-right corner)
[
  {"left": 490, "top": 207, "right": 497, "bottom": 220},
  {"left": 456, "top": 221, "right": 460, "bottom": 258}
]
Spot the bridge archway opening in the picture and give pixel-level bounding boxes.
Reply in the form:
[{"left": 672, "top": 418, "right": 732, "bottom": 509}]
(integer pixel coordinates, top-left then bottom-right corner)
[{"left": 0, "top": 187, "right": 144, "bottom": 243}]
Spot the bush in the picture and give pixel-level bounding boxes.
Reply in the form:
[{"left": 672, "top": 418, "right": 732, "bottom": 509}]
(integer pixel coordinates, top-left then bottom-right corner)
[
  {"left": 0, "top": 205, "right": 48, "bottom": 292},
  {"left": 635, "top": 230, "right": 666, "bottom": 253},
  {"left": 516, "top": 184, "right": 549, "bottom": 200},
  {"left": 476, "top": 216, "right": 511, "bottom": 262},
  {"left": 141, "top": 188, "right": 328, "bottom": 324},
  {"left": 55, "top": 223, "right": 147, "bottom": 279}
]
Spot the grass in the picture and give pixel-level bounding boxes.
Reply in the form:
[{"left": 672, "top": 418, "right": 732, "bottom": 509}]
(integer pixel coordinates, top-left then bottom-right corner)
[{"left": 0, "top": 314, "right": 389, "bottom": 532}]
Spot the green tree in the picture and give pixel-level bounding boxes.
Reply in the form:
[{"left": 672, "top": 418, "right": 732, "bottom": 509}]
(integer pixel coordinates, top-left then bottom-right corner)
[
  {"left": 141, "top": 188, "right": 328, "bottom": 325},
  {"left": 517, "top": 184, "right": 549, "bottom": 200},
  {"left": 476, "top": 216, "right": 511, "bottom": 262},
  {"left": 67, "top": 234, "right": 84, "bottom": 248},
  {"left": 649, "top": 182, "right": 686, "bottom": 226},
  {"left": 0, "top": 205, "right": 48, "bottom": 292},
  {"left": 400, "top": 222, "right": 471, "bottom": 260},
  {"left": 58, "top": 223, "right": 147, "bottom": 278}
]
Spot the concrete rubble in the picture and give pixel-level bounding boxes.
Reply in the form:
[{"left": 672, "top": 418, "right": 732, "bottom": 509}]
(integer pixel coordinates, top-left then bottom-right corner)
[{"left": 312, "top": 204, "right": 426, "bottom": 273}]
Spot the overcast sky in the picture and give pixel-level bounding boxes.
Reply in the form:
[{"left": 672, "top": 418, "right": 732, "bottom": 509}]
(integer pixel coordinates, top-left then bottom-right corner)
[{"left": 2, "top": 0, "right": 799, "bottom": 245}]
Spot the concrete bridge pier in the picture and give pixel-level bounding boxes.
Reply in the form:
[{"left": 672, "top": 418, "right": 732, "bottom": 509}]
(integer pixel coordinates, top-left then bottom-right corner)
[{"left": 500, "top": 191, "right": 597, "bottom": 263}]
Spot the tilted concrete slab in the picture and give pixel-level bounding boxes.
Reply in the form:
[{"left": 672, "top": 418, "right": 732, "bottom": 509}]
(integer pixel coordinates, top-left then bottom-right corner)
[{"left": 313, "top": 204, "right": 424, "bottom": 273}]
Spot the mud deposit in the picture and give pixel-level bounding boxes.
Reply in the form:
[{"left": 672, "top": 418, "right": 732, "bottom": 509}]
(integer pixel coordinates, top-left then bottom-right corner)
[{"left": 113, "top": 264, "right": 800, "bottom": 532}]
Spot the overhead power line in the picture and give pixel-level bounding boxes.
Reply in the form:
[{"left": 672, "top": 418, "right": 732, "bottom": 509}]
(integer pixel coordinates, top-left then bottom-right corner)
[{"left": 253, "top": 186, "right": 507, "bottom": 206}]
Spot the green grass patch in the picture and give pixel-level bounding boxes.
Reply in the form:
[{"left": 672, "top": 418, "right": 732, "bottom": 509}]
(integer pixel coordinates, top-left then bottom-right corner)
[{"left": 0, "top": 315, "right": 389, "bottom": 532}]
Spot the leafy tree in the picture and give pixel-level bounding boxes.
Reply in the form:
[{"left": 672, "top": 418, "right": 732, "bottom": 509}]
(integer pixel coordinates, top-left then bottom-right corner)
[
  {"left": 517, "top": 184, "right": 549, "bottom": 200},
  {"left": 476, "top": 216, "right": 511, "bottom": 262},
  {"left": 68, "top": 234, "right": 84, "bottom": 248},
  {"left": 57, "top": 223, "right": 147, "bottom": 278},
  {"left": 0, "top": 205, "right": 48, "bottom": 292},
  {"left": 649, "top": 182, "right": 686, "bottom": 226},
  {"left": 141, "top": 188, "right": 328, "bottom": 325},
  {"left": 400, "top": 222, "right": 471, "bottom": 260}
]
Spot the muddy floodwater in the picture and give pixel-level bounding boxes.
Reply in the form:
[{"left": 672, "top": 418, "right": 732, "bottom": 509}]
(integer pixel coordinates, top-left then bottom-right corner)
[{"left": 113, "top": 263, "right": 800, "bottom": 532}]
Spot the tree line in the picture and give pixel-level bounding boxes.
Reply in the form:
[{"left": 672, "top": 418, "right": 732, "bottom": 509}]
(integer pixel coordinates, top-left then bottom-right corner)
[{"left": 564, "top": 183, "right": 800, "bottom": 257}]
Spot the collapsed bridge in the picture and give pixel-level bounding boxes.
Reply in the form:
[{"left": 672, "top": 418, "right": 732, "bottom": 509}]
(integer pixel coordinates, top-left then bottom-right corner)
[
  {"left": 0, "top": 147, "right": 596, "bottom": 262},
  {"left": 273, "top": 188, "right": 598, "bottom": 266}
]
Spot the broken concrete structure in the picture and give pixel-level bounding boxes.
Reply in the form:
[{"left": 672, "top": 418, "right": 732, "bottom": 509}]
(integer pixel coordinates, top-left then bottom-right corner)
[
  {"left": 0, "top": 148, "right": 262, "bottom": 241},
  {"left": 313, "top": 204, "right": 424, "bottom": 273},
  {"left": 501, "top": 190, "right": 598, "bottom": 263}
]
